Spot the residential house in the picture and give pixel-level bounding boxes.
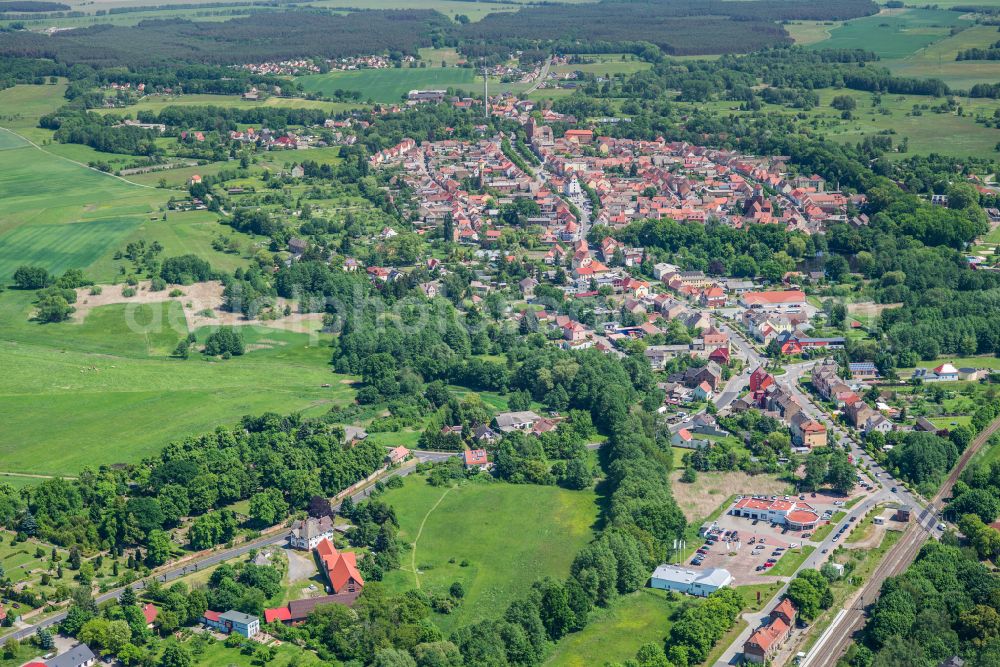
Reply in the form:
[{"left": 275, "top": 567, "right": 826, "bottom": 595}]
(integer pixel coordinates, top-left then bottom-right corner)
[
  {"left": 290, "top": 516, "right": 335, "bottom": 550},
  {"left": 493, "top": 411, "right": 542, "bottom": 433},
  {"left": 203, "top": 610, "right": 261, "bottom": 638},
  {"left": 672, "top": 428, "right": 708, "bottom": 449},
  {"left": 693, "top": 381, "right": 713, "bottom": 401},
  {"left": 463, "top": 449, "right": 490, "bottom": 469},
  {"left": 142, "top": 603, "right": 158, "bottom": 628},
  {"left": 44, "top": 645, "right": 96, "bottom": 667},
  {"left": 790, "top": 412, "right": 827, "bottom": 448},
  {"left": 385, "top": 446, "right": 410, "bottom": 465},
  {"left": 472, "top": 424, "right": 500, "bottom": 444},
  {"left": 749, "top": 367, "right": 773, "bottom": 393}
]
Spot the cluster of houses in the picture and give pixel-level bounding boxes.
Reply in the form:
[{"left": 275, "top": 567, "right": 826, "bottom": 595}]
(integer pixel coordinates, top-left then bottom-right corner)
[
  {"left": 233, "top": 59, "right": 321, "bottom": 76},
  {"left": 812, "top": 360, "right": 892, "bottom": 435},
  {"left": 731, "top": 367, "right": 828, "bottom": 449}
]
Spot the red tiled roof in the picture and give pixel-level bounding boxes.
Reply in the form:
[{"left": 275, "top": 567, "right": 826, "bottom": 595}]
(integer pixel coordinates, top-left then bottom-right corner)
[
  {"left": 464, "top": 449, "right": 489, "bottom": 465},
  {"left": 204, "top": 610, "right": 221, "bottom": 622},
  {"left": 742, "top": 290, "right": 805, "bottom": 305},
  {"left": 142, "top": 603, "right": 158, "bottom": 624},
  {"left": 787, "top": 509, "right": 819, "bottom": 525},
  {"left": 747, "top": 617, "right": 789, "bottom": 652},
  {"left": 315, "top": 538, "right": 365, "bottom": 594},
  {"left": 265, "top": 607, "right": 292, "bottom": 623}
]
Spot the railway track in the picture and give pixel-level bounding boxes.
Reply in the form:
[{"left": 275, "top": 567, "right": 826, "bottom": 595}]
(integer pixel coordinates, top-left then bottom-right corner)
[{"left": 808, "top": 415, "right": 1000, "bottom": 667}]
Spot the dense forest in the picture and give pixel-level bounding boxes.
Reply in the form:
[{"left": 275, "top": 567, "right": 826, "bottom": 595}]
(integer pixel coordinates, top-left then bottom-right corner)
[
  {"left": 0, "top": 9, "right": 450, "bottom": 65},
  {"left": 458, "top": 0, "right": 877, "bottom": 56},
  {"left": 0, "top": 0, "right": 879, "bottom": 67},
  {"left": 0, "top": 1, "right": 69, "bottom": 11},
  {"left": 847, "top": 543, "right": 1000, "bottom": 667}
]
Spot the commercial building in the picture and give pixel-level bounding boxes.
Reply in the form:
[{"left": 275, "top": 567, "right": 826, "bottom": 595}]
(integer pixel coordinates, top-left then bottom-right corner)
[
  {"left": 649, "top": 564, "right": 732, "bottom": 597},
  {"left": 732, "top": 497, "right": 820, "bottom": 530}
]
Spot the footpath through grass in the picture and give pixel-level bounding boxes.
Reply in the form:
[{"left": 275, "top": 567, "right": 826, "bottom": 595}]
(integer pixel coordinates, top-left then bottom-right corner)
[{"left": 379, "top": 474, "right": 600, "bottom": 634}]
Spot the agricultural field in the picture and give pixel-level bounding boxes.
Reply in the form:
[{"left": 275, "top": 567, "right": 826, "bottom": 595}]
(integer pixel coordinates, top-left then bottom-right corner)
[
  {"left": 806, "top": 8, "right": 970, "bottom": 60},
  {"left": 378, "top": 474, "right": 600, "bottom": 633},
  {"left": 93, "top": 93, "right": 363, "bottom": 117},
  {"left": 785, "top": 21, "right": 845, "bottom": 46},
  {"left": 0, "top": 143, "right": 165, "bottom": 278},
  {"left": 297, "top": 67, "right": 477, "bottom": 104},
  {"left": 544, "top": 589, "right": 687, "bottom": 667},
  {"left": 0, "top": 289, "right": 354, "bottom": 475},
  {"left": 887, "top": 24, "right": 1000, "bottom": 91}
]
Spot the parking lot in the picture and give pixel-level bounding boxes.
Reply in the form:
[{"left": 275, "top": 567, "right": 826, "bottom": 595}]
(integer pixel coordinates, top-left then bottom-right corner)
[{"left": 688, "top": 491, "right": 867, "bottom": 585}]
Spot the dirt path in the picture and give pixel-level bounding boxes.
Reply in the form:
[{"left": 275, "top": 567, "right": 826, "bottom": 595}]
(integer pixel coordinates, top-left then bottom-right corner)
[
  {"left": 74, "top": 280, "right": 323, "bottom": 333},
  {"left": 407, "top": 485, "right": 455, "bottom": 589},
  {"left": 0, "top": 126, "right": 159, "bottom": 190}
]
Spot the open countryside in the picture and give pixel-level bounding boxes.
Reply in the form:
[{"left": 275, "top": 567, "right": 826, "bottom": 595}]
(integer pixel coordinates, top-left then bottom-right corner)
[{"left": 0, "top": 1, "right": 997, "bottom": 666}]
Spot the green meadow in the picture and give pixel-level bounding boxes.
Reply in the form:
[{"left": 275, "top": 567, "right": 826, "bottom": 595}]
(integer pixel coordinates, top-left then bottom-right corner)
[
  {"left": 0, "top": 287, "right": 355, "bottom": 476},
  {"left": 544, "top": 589, "right": 687, "bottom": 667},
  {"left": 379, "top": 474, "right": 600, "bottom": 634},
  {"left": 297, "top": 67, "right": 477, "bottom": 103},
  {"left": 685, "top": 87, "right": 1000, "bottom": 160}
]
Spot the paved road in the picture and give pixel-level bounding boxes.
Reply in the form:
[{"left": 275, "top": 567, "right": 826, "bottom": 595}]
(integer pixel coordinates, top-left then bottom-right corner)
[
  {"left": 710, "top": 322, "right": 933, "bottom": 665},
  {"left": 713, "top": 491, "right": 891, "bottom": 666},
  {"left": 524, "top": 57, "right": 553, "bottom": 96},
  {"left": 0, "top": 451, "right": 458, "bottom": 646},
  {"left": 806, "top": 413, "right": 1000, "bottom": 667}
]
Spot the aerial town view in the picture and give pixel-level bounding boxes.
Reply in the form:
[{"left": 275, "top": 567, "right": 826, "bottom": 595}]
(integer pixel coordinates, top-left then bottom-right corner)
[{"left": 2, "top": 0, "right": 1000, "bottom": 666}]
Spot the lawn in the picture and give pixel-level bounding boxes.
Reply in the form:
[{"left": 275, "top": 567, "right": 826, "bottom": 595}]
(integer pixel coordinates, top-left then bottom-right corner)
[
  {"left": 544, "top": 589, "right": 686, "bottom": 667},
  {"left": 379, "top": 474, "right": 600, "bottom": 634},
  {"left": 765, "top": 545, "right": 816, "bottom": 578},
  {"left": 736, "top": 582, "right": 783, "bottom": 613},
  {"left": 0, "top": 130, "right": 166, "bottom": 279},
  {"left": 0, "top": 293, "right": 355, "bottom": 475},
  {"left": 0, "top": 216, "right": 145, "bottom": 282},
  {"left": 809, "top": 8, "right": 970, "bottom": 60},
  {"left": 297, "top": 67, "right": 477, "bottom": 103},
  {"left": 182, "top": 636, "right": 328, "bottom": 667},
  {"left": 810, "top": 511, "right": 846, "bottom": 542}
]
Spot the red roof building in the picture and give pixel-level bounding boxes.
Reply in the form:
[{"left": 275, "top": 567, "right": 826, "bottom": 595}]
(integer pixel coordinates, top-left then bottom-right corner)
[
  {"left": 142, "top": 603, "right": 158, "bottom": 625},
  {"left": 463, "top": 449, "right": 490, "bottom": 468},
  {"left": 264, "top": 606, "right": 292, "bottom": 624},
  {"left": 315, "top": 538, "right": 364, "bottom": 597},
  {"left": 749, "top": 367, "right": 773, "bottom": 393},
  {"left": 709, "top": 347, "right": 731, "bottom": 365}
]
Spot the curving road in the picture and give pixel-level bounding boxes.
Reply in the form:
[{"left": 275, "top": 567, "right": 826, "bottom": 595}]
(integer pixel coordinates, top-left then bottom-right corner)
[{"left": 0, "top": 451, "right": 457, "bottom": 646}]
